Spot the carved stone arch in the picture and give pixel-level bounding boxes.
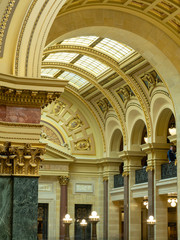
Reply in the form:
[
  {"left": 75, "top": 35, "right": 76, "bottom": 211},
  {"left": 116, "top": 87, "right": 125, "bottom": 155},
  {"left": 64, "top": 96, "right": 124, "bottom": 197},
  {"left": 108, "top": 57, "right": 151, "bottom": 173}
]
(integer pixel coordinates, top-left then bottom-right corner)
[
  {"left": 155, "top": 108, "right": 175, "bottom": 144},
  {"left": 151, "top": 92, "right": 175, "bottom": 143},
  {"left": 130, "top": 119, "right": 147, "bottom": 151},
  {"left": 105, "top": 110, "right": 123, "bottom": 157},
  {"left": 46, "top": 8, "right": 180, "bottom": 138},
  {"left": 126, "top": 103, "right": 146, "bottom": 150}
]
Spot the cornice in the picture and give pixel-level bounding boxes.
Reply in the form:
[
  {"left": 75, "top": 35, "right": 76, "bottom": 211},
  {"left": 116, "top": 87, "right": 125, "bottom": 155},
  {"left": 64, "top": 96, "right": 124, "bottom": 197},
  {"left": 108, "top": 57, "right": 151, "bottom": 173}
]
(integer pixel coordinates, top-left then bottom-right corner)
[
  {"left": 0, "top": 73, "right": 68, "bottom": 91},
  {"left": 0, "top": 86, "right": 61, "bottom": 108}
]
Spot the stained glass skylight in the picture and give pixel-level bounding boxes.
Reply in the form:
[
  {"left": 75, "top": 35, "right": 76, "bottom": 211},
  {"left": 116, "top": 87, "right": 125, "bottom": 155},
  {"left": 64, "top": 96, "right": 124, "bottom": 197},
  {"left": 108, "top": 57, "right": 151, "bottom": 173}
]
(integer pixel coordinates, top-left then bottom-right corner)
[
  {"left": 74, "top": 55, "right": 110, "bottom": 77},
  {"left": 44, "top": 52, "right": 78, "bottom": 63},
  {"left": 60, "top": 36, "right": 98, "bottom": 47},
  {"left": 41, "top": 68, "right": 59, "bottom": 77},
  {"left": 94, "top": 38, "right": 133, "bottom": 62},
  {"left": 58, "top": 71, "right": 88, "bottom": 88}
]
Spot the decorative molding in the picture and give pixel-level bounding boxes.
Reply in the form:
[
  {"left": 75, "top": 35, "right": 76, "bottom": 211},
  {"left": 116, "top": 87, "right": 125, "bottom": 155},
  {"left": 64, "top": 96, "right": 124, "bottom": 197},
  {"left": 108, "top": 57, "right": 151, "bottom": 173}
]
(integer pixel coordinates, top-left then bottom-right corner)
[
  {"left": 0, "top": 0, "right": 19, "bottom": 57},
  {"left": 15, "top": 0, "right": 38, "bottom": 75},
  {"left": 0, "top": 86, "right": 60, "bottom": 108},
  {"left": 0, "top": 142, "right": 46, "bottom": 176},
  {"left": 75, "top": 183, "right": 93, "bottom": 193}
]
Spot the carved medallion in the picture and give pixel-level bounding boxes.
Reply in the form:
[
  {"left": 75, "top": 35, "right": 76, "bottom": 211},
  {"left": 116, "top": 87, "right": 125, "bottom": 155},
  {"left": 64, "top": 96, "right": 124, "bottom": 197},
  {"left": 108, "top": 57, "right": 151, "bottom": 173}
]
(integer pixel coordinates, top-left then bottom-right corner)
[
  {"left": 74, "top": 139, "right": 91, "bottom": 151},
  {"left": 52, "top": 99, "right": 65, "bottom": 116},
  {"left": 66, "top": 116, "right": 83, "bottom": 131}
]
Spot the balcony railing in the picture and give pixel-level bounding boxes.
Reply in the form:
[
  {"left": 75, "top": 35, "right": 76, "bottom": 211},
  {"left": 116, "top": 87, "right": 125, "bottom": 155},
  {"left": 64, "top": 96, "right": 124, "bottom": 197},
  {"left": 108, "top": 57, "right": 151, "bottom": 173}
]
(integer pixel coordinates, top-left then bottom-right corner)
[
  {"left": 161, "top": 162, "right": 177, "bottom": 179},
  {"left": 135, "top": 168, "right": 148, "bottom": 184},
  {"left": 114, "top": 174, "right": 124, "bottom": 188}
]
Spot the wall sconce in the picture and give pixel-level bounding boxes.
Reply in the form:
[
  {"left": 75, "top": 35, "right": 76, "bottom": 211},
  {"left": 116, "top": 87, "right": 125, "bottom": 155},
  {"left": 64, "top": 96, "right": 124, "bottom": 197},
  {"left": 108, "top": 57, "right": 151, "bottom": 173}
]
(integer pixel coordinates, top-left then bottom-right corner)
[
  {"left": 169, "top": 126, "right": 176, "bottom": 136},
  {"left": 147, "top": 215, "right": 156, "bottom": 225},
  {"left": 168, "top": 197, "right": 177, "bottom": 207},
  {"left": 80, "top": 219, "right": 87, "bottom": 240},
  {"left": 63, "top": 214, "right": 72, "bottom": 240},
  {"left": 89, "top": 211, "right": 100, "bottom": 240},
  {"left": 143, "top": 199, "right": 148, "bottom": 209}
]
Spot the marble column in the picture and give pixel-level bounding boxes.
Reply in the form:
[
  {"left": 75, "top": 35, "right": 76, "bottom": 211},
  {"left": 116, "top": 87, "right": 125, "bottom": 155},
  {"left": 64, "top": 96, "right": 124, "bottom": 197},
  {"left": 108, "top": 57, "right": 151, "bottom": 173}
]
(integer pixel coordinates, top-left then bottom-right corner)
[
  {"left": 147, "top": 169, "right": 154, "bottom": 240},
  {"left": 124, "top": 174, "right": 129, "bottom": 240},
  {"left": 59, "top": 176, "right": 69, "bottom": 240},
  {"left": 103, "top": 177, "right": 108, "bottom": 240},
  {"left": 0, "top": 142, "right": 45, "bottom": 239},
  {"left": 141, "top": 143, "right": 170, "bottom": 240}
]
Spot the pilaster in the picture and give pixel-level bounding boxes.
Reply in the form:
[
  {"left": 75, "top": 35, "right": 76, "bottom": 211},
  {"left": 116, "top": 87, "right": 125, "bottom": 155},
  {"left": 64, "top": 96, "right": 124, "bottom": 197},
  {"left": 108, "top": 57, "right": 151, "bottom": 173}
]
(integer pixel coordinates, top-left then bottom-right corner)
[
  {"left": 59, "top": 175, "right": 70, "bottom": 240},
  {"left": 141, "top": 143, "right": 170, "bottom": 240},
  {"left": 120, "top": 151, "right": 145, "bottom": 240}
]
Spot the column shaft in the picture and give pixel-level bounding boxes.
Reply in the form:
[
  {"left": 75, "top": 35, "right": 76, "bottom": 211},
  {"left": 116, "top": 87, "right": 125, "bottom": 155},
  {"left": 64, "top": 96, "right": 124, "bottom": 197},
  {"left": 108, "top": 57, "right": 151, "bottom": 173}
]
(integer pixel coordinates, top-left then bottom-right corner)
[
  {"left": 124, "top": 175, "right": 129, "bottom": 240},
  {"left": 148, "top": 170, "right": 154, "bottom": 240},
  {"left": 103, "top": 179, "right": 108, "bottom": 240}
]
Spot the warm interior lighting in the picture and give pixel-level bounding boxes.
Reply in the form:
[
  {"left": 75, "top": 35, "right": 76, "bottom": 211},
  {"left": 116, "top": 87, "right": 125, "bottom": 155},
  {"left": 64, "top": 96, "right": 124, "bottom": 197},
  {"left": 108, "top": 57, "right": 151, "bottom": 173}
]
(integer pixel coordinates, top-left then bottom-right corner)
[
  {"left": 169, "top": 126, "right": 176, "bottom": 136},
  {"left": 147, "top": 215, "right": 156, "bottom": 225},
  {"left": 168, "top": 197, "right": 177, "bottom": 207},
  {"left": 80, "top": 219, "right": 87, "bottom": 227},
  {"left": 89, "top": 211, "right": 100, "bottom": 221},
  {"left": 144, "top": 137, "right": 148, "bottom": 144},
  {"left": 143, "top": 199, "right": 148, "bottom": 209},
  {"left": 63, "top": 214, "right": 72, "bottom": 223}
]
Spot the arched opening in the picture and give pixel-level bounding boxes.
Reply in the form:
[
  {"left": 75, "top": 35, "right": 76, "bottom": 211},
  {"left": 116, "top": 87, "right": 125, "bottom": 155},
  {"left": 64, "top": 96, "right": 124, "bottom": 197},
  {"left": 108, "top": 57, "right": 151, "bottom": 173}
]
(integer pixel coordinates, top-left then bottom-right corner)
[
  {"left": 155, "top": 109, "right": 175, "bottom": 143},
  {"left": 110, "top": 129, "right": 123, "bottom": 152},
  {"left": 131, "top": 119, "right": 146, "bottom": 151}
]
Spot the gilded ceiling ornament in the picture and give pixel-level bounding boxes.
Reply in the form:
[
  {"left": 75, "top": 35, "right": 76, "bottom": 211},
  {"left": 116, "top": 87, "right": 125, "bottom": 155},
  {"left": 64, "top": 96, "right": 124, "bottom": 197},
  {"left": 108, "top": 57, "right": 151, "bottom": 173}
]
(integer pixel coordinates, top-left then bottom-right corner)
[
  {"left": 74, "top": 139, "right": 91, "bottom": 151},
  {"left": 141, "top": 70, "right": 162, "bottom": 92},
  {"left": 52, "top": 99, "right": 65, "bottom": 116},
  {"left": 66, "top": 115, "right": 83, "bottom": 131},
  {"left": 97, "top": 98, "right": 111, "bottom": 115},
  {"left": 117, "top": 85, "right": 134, "bottom": 102},
  {"left": 41, "top": 126, "right": 61, "bottom": 145}
]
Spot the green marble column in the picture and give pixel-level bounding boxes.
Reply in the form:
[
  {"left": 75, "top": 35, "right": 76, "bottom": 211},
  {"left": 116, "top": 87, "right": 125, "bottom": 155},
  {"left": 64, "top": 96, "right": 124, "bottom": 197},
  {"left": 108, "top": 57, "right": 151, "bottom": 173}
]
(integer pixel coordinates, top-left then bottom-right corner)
[
  {"left": 12, "top": 177, "right": 38, "bottom": 240},
  {"left": 0, "top": 177, "right": 12, "bottom": 240}
]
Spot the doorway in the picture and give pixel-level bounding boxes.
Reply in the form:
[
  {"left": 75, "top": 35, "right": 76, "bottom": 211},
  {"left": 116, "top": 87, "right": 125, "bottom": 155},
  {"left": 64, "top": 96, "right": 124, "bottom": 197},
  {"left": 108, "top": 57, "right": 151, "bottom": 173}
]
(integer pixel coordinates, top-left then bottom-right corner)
[
  {"left": 38, "top": 203, "right": 48, "bottom": 240},
  {"left": 75, "top": 204, "right": 92, "bottom": 240}
]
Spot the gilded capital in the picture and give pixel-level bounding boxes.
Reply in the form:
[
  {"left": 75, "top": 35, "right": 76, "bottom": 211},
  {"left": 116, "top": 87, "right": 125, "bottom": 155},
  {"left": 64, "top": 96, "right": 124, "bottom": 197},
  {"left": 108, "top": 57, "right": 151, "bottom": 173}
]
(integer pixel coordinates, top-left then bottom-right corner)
[
  {"left": 59, "top": 176, "right": 69, "bottom": 185},
  {"left": 0, "top": 142, "right": 46, "bottom": 176},
  {"left": 103, "top": 176, "right": 108, "bottom": 182},
  {"left": 122, "top": 171, "right": 129, "bottom": 177},
  {"left": 146, "top": 166, "right": 154, "bottom": 172}
]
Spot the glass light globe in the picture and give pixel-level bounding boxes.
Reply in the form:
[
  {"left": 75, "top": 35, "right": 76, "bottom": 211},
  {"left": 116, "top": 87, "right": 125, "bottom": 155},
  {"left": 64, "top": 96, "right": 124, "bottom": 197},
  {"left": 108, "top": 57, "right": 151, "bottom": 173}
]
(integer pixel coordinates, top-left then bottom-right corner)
[
  {"left": 171, "top": 199, "right": 176, "bottom": 207},
  {"left": 169, "top": 127, "right": 176, "bottom": 136},
  {"left": 144, "top": 137, "right": 148, "bottom": 143},
  {"left": 168, "top": 199, "right": 171, "bottom": 203},
  {"left": 92, "top": 211, "right": 97, "bottom": 217}
]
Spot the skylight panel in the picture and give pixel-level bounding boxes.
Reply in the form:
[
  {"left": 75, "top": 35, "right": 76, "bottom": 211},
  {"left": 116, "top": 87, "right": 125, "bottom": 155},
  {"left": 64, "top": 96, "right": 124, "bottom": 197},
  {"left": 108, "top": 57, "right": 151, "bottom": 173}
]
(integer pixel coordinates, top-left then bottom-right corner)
[
  {"left": 94, "top": 38, "right": 133, "bottom": 62},
  {"left": 60, "top": 36, "right": 99, "bottom": 47},
  {"left": 74, "top": 55, "right": 110, "bottom": 77},
  {"left": 58, "top": 71, "right": 89, "bottom": 88},
  {"left": 41, "top": 68, "right": 59, "bottom": 77},
  {"left": 44, "top": 52, "right": 78, "bottom": 63}
]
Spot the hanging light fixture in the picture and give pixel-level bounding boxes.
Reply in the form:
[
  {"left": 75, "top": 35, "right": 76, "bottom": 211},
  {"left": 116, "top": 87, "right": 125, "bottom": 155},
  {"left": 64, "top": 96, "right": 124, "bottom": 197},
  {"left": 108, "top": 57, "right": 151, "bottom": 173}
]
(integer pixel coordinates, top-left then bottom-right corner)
[
  {"left": 147, "top": 215, "right": 156, "bottom": 225},
  {"left": 168, "top": 197, "right": 177, "bottom": 207},
  {"left": 144, "top": 136, "right": 148, "bottom": 144},
  {"left": 169, "top": 125, "right": 176, "bottom": 136},
  {"left": 143, "top": 199, "right": 148, "bottom": 209}
]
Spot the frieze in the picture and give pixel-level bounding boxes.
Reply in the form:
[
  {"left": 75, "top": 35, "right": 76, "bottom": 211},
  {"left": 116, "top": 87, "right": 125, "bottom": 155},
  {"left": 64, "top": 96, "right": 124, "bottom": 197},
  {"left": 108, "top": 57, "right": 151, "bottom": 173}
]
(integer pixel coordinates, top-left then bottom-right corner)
[{"left": 0, "top": 86, "right": 60, "bottom": 108}]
